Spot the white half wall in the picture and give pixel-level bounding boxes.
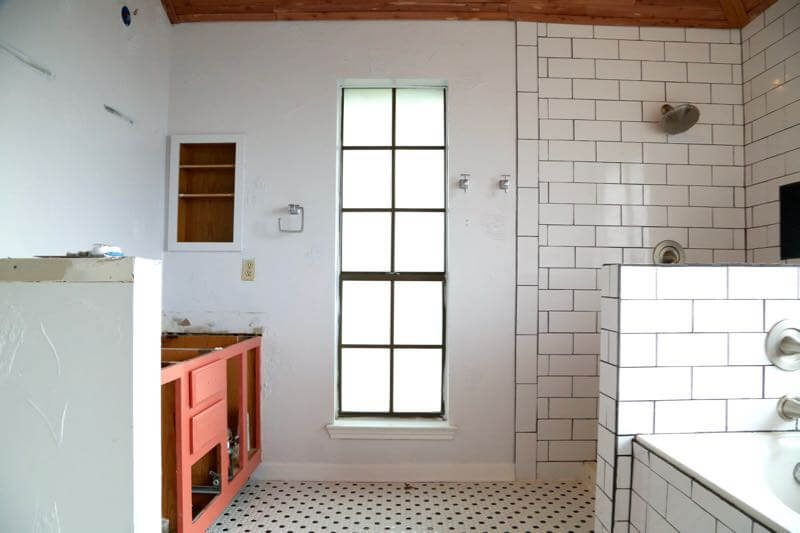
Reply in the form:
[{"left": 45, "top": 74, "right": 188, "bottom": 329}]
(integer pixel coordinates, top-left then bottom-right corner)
[
  {"left": 164, "top": 21, "right": 518, "bottom": 475},
  {"left": 0, "top": 0, "right": 171, "bottom": 258},
  {"left": 0, "top": 258, "right": 162, "bottom": 533}
]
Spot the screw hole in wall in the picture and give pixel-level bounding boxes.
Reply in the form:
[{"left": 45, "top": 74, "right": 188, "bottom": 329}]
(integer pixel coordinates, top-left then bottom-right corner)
[{"left": 121, "top": 5, "right": 132, "bottom": 26}]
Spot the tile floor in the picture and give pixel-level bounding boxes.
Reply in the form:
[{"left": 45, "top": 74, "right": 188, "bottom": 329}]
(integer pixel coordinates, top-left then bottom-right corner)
[{"left": 207, "top": 480, "right": 594, "bottom": 532}]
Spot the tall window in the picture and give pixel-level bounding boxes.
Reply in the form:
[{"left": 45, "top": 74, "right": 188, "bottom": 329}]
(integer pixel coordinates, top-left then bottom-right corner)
[{"left": 338, "top": 87, "right": 447, "bottom": 417}]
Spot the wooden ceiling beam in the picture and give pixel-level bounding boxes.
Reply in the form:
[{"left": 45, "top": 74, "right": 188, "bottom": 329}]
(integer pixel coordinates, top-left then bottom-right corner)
[
  {"left": 718, "top": 0, "right": 750, "bottom": 26},
  {"left": 160, "top": 0, "right": 778, "bottom": 27}
]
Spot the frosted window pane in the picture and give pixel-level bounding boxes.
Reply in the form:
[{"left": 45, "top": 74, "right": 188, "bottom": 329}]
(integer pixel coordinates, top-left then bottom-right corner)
[
  {"left": 342, "top": 213, "right": 390, "bottom": 271},
  {"left": 395, "top": 88, "right": 445, "bottom": 146},
  {"left": 342, "top": 150, "right": 391, "bottom": 208},
  {"left": 393, "top": 349, "right": 442, "bottom": 412},
  {"left": 394, "top": 281, "right": 443, "bottom": 345},
  {"left": 394, "top": 213, "right": 444, "bottom": 272},
  {"left": 395, "top": 150, "right": 445, "bottom": 209},
  {"left": 343, "top": 89, "right": 392, "bottom": 146},
  {"left": 341, "top": 349, "right": 389, "bottom": 412},
  {"left": 341, "top": 281, "right": 390, "bottom": 345}
]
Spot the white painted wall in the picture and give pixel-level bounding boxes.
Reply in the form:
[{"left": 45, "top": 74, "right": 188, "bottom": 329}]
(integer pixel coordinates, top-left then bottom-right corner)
[
  {"left": 0, "top": 0, "right": 171, "bottom": 258},
  {"left": 0, "top": 258, "right": 162, "bottom": 533},
  {"left": 164, "top": 21, "right": 517, "bottom": 478}
]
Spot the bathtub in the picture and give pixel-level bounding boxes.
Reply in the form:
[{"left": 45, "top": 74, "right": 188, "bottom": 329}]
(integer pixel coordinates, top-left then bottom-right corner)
[{"left": 637, "top": 432, "right": 800, "bottom": 533}]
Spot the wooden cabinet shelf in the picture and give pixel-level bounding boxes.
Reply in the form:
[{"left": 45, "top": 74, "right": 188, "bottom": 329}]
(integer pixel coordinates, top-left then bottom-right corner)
[{"left": 168, "top": 135, "right": 244, "bottom": 251}]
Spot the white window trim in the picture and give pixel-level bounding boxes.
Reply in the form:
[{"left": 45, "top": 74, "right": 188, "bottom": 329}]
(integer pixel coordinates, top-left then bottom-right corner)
[{"left": 326, "top": 418, "right": 457, "bottom": 440}]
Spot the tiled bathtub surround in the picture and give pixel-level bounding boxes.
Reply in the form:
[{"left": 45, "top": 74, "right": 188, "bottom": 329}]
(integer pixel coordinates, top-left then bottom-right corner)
[
  {"left": 595, "top": 264, "right": 800, "bottom": 532},
  {"left": 515, "top": 19, "right": 750, "bottom": 481},
  {"left": 631, "top": 439, "right": 775, "bottom": 533},
  {"left": 743, "top": 0, "right": 800, "bottom": 261}
]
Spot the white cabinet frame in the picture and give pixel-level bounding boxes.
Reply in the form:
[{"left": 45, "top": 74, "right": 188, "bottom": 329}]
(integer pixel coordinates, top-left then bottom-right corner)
[{"left": 167, "top": 134, "right": 245, "bottom": 252}]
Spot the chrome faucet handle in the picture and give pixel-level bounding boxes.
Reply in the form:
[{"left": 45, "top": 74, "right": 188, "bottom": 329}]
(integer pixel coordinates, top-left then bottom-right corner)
[
  {"left": 777, "top": 395, "right": 800, "bottom": 421},
  {"left": 766, "top": 320, "right": 800, "bottom": 371},
  {"left": 780, "top": 328, "right": 800, "bottom": 355}
]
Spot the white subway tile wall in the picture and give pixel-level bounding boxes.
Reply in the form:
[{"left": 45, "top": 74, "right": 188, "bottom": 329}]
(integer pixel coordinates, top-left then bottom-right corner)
[
  {"left": 631, "top": 441, "right": 770, "bottom": 533},
  {"left": 744, "top": 2, "right": 800, "bottom": 261},
  {"left": 516, "top": 22, "right": 541, "bottom": 481},
  {"left": 515, "top": 3, "right": 800, "bottom": 507},
  {"left": 597, "top": 264, "right": 800, "bottom": 533},
  {"left": 514, "top": 19, "right": 751, "bottom": 491}
]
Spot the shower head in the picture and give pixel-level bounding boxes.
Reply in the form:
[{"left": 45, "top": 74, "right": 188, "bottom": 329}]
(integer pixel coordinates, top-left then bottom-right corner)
[{"left": 660, "top": 103, "right": 700, "bottom": 134}]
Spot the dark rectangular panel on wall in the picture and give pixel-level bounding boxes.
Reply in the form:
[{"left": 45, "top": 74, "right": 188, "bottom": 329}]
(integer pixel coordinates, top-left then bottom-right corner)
[{"left": 780, "top": 182, "right": 800, "bottom": 260}]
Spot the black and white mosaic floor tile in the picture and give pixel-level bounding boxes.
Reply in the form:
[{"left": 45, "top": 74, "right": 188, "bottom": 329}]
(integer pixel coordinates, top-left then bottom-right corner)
[{"left": 206, "top": 480, "right": 594, "bottom": 532}]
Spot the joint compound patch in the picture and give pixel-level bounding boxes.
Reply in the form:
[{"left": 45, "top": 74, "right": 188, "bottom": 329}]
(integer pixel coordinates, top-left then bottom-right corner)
[{"left": 0, "top": 302, "right": 25, "bottom": 376}]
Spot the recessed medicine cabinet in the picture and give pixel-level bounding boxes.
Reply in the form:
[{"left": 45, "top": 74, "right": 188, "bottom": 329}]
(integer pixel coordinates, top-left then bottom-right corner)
[{"left": 167, "top": 134, "right": 244, "bottom": 251}]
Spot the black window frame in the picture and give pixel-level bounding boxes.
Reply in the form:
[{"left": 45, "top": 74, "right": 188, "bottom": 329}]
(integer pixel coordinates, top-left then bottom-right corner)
[{"left": 337, "top": 86, "right": 448, "bottom": 418}]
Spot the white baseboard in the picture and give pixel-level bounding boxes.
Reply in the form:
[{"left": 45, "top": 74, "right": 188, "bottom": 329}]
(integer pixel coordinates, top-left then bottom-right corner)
[{"left": 253, "top": 462, "right": 516, "bottom": 482}]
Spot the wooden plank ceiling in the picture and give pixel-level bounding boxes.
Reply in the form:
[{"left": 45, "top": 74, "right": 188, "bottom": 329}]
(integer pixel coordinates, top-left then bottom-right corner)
[{"left": 161, "top": 0, "right": 776, "bottom": 28}]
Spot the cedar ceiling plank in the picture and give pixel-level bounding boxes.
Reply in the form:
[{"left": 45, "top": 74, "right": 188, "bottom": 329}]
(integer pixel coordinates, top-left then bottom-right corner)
[
  {"left": 181, "top": 0, "right": 500, "bottom": 8},
  {"left": 637, "top": 0, "right": 721, "bottom": 6},
  {"left": 176, "top": 11, "right": 279, "bottom": 21},
  {"left": 172, "top": 0, "right": 279, "bottom": 13},
  {"left": 274, "top": 1, "right": 508, "bottom": 13},
  {"left": 516, "top": 0, "right": 724, "bottom": 13},
  {"left": 172, "top": 0, "right": 277, "bottom": 6},
  {"left": 179, "top": 12, "right": 730, "bottom": 26},
  {"left": 718, "top": 0, "right": 749, "bottom": 26},
  {"left": 163, "top": 0, "right": 753, "bottom": 27},
  {"left": 179, "top": 8, "right": 510, "bottom": 20},
  {"left": 512, "top": 0, "right": 723, "bottom": 10},
  {"left": 511, "top": 7, "right": 724, "bottom": 19},
  {"left": 275, "top": 10, "right": 512, "bottom": 20},
  {"left": 512, "top": 12, "right": 732, "bottom": 27},
  {"left": 284, "top": 1, "right": 509, "bottom": 8},
  {"left": 510, "top": 1, "right": 725, "bottom": 22},
  {"left": 161, "top": 0, "right": 179, "bottom": 23},
  {"left": 173, "top": 0, "right": 509, "bottom": 16}
]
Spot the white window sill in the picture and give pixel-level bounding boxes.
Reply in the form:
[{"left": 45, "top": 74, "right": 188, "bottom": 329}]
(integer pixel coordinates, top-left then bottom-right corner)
[{"left": 326, "top": 418, "right": 457, "bottom": 440}]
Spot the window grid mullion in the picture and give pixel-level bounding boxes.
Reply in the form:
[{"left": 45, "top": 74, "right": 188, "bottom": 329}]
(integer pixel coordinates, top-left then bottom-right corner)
[
  {"left": 338, "top": 87, "right": 445, "bottom": 418},
  {"left": 341, "top": 146, "right": 445, "bottom": 150},
  {"left": 389, "top": 87, "right": 396, "bottom": 414}
]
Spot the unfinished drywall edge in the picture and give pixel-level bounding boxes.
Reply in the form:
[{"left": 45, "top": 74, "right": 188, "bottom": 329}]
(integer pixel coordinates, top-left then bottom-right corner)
[{"left": 0, "top": 258, "right": 141, "bottom": 282}]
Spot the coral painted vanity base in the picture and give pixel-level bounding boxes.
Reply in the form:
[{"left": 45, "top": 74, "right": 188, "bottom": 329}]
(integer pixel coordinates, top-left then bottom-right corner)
[{"left": 161, "top": 334, "right": 261, "bottom": 533}]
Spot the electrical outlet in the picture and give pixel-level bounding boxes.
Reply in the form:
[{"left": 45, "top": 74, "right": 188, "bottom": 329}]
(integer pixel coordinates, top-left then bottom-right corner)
[{"left": 241, "top": 258, "right": 255, "bottom": 281}]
